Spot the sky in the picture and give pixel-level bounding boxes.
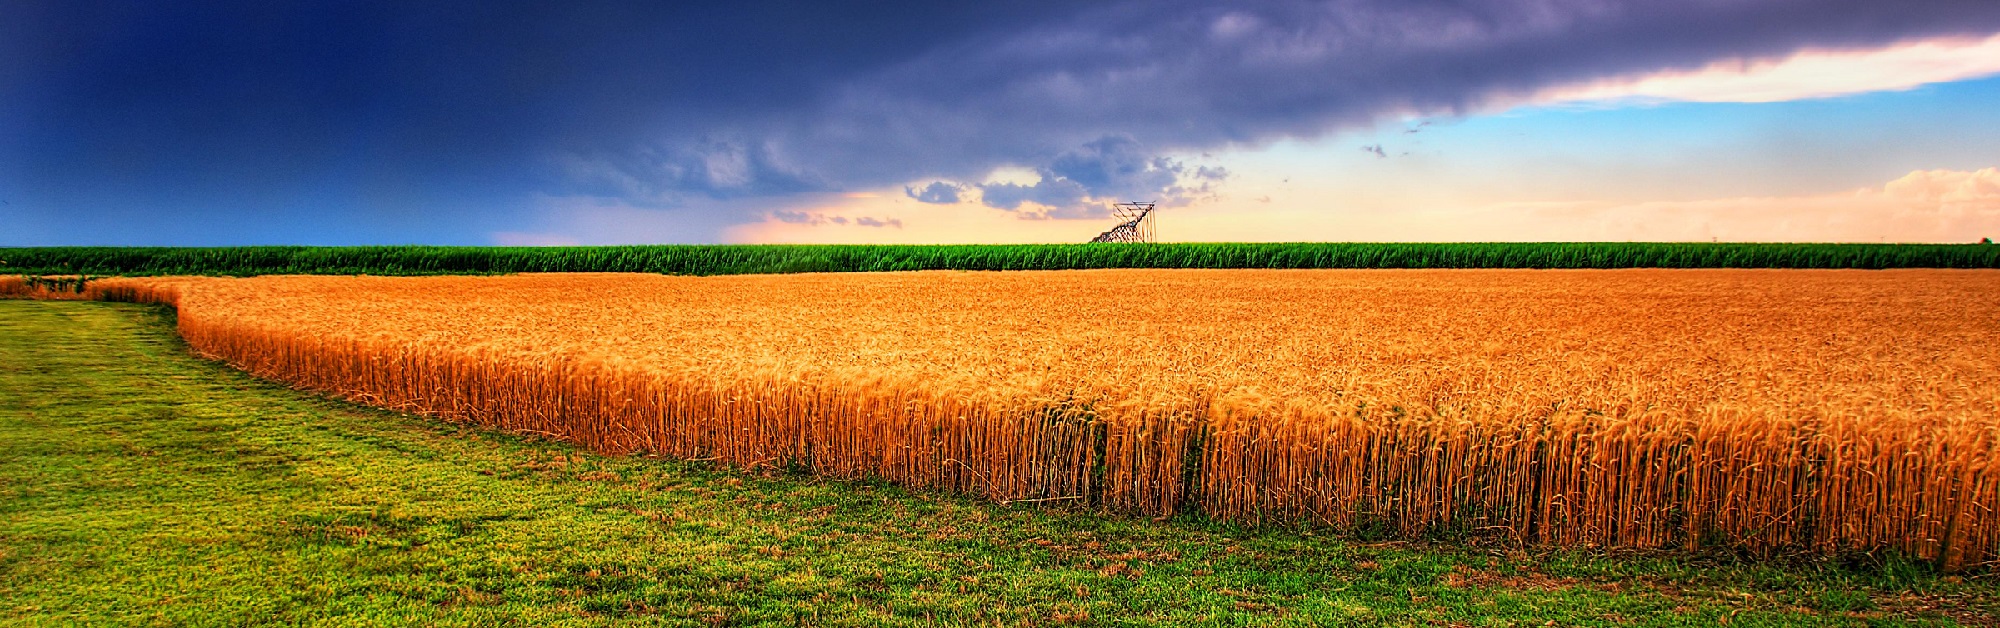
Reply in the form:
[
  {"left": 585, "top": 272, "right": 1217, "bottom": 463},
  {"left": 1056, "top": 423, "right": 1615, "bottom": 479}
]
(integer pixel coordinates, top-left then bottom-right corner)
[{"left": 4, "top": 1, "right": 2000, "bottom": 246}]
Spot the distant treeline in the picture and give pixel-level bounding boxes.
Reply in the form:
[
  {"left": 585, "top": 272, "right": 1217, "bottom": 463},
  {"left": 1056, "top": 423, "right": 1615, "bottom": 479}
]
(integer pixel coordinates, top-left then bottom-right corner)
[{"left": 2, "top": 243, "right": 1996, "bottom": 276}]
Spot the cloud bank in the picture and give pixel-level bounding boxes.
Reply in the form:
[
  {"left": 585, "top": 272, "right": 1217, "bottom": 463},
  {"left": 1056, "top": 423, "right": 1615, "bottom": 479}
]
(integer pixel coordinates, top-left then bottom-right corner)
[
  {"left": 965, "top": 136, "right": 1228, "bottom": 219},
  {"left": 1514, "top": 168, "right": 2000, "bottom": 243}
]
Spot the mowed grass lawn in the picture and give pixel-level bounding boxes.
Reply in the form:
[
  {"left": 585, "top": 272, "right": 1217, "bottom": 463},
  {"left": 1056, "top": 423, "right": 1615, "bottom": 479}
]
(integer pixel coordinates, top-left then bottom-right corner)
[{"left": 1, "top": 301, "right": 1995, "bottom": 627}]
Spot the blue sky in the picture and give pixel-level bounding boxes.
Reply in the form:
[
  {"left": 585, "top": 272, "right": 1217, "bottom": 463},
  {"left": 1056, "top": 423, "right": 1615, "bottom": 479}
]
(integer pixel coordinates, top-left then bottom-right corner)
[{"left": 5, "top": 1, "right": 1999, "bottom": 245}]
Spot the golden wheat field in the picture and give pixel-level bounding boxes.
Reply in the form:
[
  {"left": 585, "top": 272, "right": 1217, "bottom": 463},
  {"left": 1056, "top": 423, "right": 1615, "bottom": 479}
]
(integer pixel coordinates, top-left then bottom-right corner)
[{"left": 82, "top": 269, "right": 2000, "bottom": 567}]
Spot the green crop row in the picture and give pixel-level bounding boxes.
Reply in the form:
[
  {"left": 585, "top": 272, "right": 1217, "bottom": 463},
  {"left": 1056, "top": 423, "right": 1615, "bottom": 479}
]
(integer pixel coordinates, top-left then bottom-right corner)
[{"left": 1, "top": 242, "right": 1995, "bottom": 276}]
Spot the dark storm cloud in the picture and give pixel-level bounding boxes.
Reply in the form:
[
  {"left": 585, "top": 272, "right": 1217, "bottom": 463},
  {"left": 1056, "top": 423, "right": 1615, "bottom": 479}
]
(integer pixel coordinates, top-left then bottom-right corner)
[
  {"left": 722, "top": 0, "right": 2000, "bottom": 220},
  {"left": 975, "top": 135, "right": 1225, "bottom": 218},
  {"left": 904, "top": 181, "right": 965, "bottom": 204},
  {"left": 6, "top": 1, "right": 2000, "bottom": 243},
  {"left": 977, "top": 178, "right": 1091, "bottom": 214}
]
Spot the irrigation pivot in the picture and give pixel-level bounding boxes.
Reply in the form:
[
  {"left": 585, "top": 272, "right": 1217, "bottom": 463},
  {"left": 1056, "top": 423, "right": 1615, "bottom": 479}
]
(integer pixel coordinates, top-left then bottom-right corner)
[{"left": 1088, "top": 201, "right": 1156, "bottom": 243}]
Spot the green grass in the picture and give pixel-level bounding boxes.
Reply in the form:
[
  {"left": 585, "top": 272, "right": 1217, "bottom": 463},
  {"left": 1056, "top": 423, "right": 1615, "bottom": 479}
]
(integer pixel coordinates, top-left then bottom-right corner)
[
  {"left": 2, "top": 300, "right": 1996, "bottom": 626},
  {"left": 2, "top": 242, "right": 1997, "bottom": 277}
]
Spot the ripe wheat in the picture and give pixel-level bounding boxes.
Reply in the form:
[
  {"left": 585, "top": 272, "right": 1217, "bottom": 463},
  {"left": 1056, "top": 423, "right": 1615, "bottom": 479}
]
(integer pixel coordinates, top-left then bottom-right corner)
[{"left": 82, "top": 270, "right": 2000, "bottom": 568}]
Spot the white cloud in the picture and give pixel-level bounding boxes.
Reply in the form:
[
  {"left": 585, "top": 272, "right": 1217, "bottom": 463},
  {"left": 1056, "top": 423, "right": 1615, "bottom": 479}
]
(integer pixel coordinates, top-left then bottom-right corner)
[
  {"left": 1517, "top": 168, "right": 2000, "bottom": 242},
  {"left": 1541, "top": 33, "right": 2000, "bottom": 105},
  {"left": 1884, "top": 167, "right": 2000, "bottom": 210}
]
